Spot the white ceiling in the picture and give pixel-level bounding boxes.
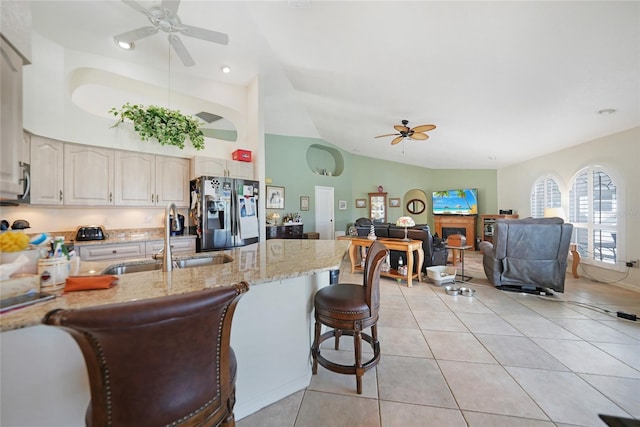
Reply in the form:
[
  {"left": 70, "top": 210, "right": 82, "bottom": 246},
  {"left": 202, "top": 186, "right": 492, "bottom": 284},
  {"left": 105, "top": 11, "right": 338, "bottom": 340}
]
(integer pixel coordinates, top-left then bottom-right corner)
[{"left": 29, "top": 0, "right": 639, "bottom": 169}]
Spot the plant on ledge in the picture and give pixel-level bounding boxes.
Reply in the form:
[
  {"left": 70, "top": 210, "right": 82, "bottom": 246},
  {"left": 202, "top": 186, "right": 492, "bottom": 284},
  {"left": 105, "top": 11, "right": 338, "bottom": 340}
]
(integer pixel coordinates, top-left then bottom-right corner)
[{"left": 109, "top": 103, "right": 205, "bottom": 150}]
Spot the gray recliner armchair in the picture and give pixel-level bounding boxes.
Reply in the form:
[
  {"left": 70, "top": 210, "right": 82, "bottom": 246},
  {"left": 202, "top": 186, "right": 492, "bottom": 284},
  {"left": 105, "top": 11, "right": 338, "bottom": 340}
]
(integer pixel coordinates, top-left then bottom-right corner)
[{"left": 478, "top": 217, "right": 573, "bottom": 293}]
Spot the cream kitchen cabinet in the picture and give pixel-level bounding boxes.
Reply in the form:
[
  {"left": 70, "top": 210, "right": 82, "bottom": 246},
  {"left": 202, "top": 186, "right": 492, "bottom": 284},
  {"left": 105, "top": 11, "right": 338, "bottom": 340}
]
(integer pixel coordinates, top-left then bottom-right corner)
[
  {"left": 76, "top": 242, "right": 146, "bottom": 262},
  {"left": 114, "top": 151, "right": 154, "bottom": 206},
  {"left": 227, "top": 160, "right": 253, "bottom": 180},
  {"left": 154, "top": 156, "right": 190, "bottom": 207},
  {"left": 190, "top": 156, "right": 253, "bottom": 180},
  {"left": 64, "top": 144, "right": 115, "bottom": 206},
  {"left": 30, "top": 135, "right": 64, "bottom": 205},
  {"left": 145, "top": 238, "right": 196, "bottom": 258},
  {"left": 0, "top": 37, "right": 25, "bottom": 200},
  {"left": 114, "top": 152, "right": 189, "bottom": 207}
]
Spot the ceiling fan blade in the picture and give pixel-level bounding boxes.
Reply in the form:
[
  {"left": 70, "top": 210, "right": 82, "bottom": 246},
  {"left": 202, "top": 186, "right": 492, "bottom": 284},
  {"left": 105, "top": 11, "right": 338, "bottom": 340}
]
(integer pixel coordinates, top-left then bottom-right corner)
[
  {"left": 391, "top": 136, "right": 405, "bottom": 145},
  {"left": 168, "top": 34, "right": 195, "bottom": 66},
  {"left": 394, "top": 125, "right": 409, "bottom": 133},
  {"left": 409, "top": 132, "right": 429, "bottom": 140},
  {"left": 161, "top": 0, "right": 180, "bottom": 15},
  {"left": 179, "top": 25, "right": 229, "bottom": 45},
  {"left": 122, "top": 0, "right": 150, "bottom": 15},
  {"left": 374, "top": 133, "right": 399, "bottom": 138},
  {"left": 412, "top": 124, "right": 436, "bottom": 133},
  {"left": 115, "top": 26, "right": 158, "bottom": 42}
]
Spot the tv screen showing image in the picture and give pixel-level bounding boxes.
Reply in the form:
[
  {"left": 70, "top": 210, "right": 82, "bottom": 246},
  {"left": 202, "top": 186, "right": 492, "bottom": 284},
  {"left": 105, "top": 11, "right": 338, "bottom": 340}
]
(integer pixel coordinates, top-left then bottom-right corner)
[{"left": 432, "top": 189, "right": 478, "bottom": 215}]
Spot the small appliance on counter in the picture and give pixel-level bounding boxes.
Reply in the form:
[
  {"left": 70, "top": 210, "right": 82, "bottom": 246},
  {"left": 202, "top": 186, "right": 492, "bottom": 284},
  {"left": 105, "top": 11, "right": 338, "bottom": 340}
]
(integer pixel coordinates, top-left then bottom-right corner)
[
  {"left": 75, "top": 225, "right": 106, "bottom": 241},
  {"left": 170, "top": 214, "right": 185, "bottom": 236}
]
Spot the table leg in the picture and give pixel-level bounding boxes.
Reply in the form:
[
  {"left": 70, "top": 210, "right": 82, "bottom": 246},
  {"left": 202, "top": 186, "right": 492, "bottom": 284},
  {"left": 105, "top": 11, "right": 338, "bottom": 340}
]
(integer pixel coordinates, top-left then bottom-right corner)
[
  {"left": 460, "top": 249, "right": 465, "bottom": 282},
  {"left": 406, "top": 248, "right": 414, "bottom": 288},
  {"left": 570, "top": 244, "right": 580, "bottom": 278},
  {"left": 348, "top": 244, "right": 357, "bottom": 274},
  {"left": 416, "top": 248, "right": 424, "bottom": 282}
]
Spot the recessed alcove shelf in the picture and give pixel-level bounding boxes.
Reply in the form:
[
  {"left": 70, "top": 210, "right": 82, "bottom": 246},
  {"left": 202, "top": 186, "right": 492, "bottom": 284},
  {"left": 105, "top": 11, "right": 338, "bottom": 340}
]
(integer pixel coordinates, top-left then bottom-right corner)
[{"left": 306, "top": 144, "right": 344, "bottom": 177}]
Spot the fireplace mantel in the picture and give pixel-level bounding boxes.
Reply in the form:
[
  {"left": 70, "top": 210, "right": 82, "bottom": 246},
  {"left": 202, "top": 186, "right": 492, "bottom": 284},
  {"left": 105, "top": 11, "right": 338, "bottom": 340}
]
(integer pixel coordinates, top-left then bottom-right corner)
[{"left": 434, "top": 215, "right": 477, "bottom": 250}]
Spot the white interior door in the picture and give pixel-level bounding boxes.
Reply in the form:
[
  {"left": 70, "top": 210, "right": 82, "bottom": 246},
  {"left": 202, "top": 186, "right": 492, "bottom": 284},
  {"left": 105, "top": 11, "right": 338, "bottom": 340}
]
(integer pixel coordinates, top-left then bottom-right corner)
[{"left": 315, "top": 186, "right": 334, "bottom": 239}]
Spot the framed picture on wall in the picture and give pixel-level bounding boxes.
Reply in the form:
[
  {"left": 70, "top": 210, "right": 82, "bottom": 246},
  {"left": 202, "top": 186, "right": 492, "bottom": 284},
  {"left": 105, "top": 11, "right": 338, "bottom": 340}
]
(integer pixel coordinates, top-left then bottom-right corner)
[
  {"left": 355, "top": 199, "right": 366, "bottom": 208},
  {"left": 266, "top": 186, "right": 285, "bottom": 209},
  {"left": 300, "top": 196, "right": 310, "bottom": 211},
  {"left": 338, "top": 200, "right": 347, "bottom": 210},
  {"left": 389, "top": 198, "right": 401, "bottom": 207}
]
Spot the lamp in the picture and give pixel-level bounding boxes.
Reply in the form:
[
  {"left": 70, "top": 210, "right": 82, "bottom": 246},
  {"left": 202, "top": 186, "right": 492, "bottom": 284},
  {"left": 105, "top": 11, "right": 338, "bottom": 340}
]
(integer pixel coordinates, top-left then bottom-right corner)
[
  {"left": 396, "top": 216, "right": 415, "bottom": 241},
  {"left": 269, "top": 212, "right": 280, "bottom": 225},
  {"left": 544, "top": 207, "right": 566, "bottom": 220}
]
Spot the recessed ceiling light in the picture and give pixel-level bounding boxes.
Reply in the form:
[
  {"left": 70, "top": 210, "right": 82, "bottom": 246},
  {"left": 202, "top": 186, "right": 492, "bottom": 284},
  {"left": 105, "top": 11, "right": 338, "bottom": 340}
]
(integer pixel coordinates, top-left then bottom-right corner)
[
  {"left": 597, "top": 108, "right": 616, "bottom": 115},
  {"left": 114, "top": 39, "right": 134, "bottom": 50},
  {"left": 221, "top": 65, "right": 231, "bottom": 74}
]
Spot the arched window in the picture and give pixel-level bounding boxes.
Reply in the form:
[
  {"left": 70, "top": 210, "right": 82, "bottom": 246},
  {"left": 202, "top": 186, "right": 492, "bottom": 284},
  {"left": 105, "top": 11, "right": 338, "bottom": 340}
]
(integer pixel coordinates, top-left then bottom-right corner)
[
  {"left": 530, "top": 176, "right": 561, "bottom": 218},
  {"left": 569, "top": 166, "right": 620, "bottom": 267}
]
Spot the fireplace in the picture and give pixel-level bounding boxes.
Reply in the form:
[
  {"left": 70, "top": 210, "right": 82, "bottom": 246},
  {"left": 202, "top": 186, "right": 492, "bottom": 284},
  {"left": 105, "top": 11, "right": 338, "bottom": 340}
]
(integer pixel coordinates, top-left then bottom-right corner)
[
  {"left": 434, "top": 215, "right": 477, "bottom": 250},
  {"left": 442, "top": 227, "right": 467, "bottom": 239}
]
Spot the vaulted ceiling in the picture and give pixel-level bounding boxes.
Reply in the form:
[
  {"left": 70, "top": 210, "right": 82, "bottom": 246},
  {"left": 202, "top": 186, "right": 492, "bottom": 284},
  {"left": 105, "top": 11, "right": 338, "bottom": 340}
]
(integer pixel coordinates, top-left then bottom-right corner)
[{"left": 30, "top": 1, "right": 639, "bottom": 169}]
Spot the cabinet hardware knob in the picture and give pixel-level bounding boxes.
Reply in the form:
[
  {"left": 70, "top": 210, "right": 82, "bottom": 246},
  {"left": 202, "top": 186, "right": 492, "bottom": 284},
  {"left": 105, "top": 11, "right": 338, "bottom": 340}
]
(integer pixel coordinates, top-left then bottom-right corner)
[
  {"left": 112, "top": 250, "right": 117, "bottom": 254},
  {"left": 151, "top": 194, "right": 154, "bottom": 203},
  {"left": 59, "top": 190, "right": 63, "bottom": 201},
  {"left": 109, "top": 192, "right": 113, "bottom": 202}
]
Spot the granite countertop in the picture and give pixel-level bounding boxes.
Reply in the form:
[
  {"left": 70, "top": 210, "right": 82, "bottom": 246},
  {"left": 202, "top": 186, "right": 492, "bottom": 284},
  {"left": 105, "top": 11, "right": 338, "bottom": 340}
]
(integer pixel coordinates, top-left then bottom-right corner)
[{"left": 0, "top": 239, "right": 350, "bottom": 332}]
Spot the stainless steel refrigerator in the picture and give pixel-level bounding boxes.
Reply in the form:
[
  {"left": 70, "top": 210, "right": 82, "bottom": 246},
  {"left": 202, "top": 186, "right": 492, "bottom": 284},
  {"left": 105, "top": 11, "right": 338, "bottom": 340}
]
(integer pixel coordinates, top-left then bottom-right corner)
[{"left": 189, "top": 176, "right": 260, "bottom": 251}]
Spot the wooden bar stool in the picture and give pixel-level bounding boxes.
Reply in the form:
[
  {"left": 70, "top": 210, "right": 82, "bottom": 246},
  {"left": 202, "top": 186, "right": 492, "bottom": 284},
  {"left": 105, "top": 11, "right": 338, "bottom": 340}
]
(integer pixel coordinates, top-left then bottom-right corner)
[
  {"left": 43, "top": 283, "right": 249, "bottom": 427},
  {"left": 311, "top": 241, "right": 388, "bottom": 394}
]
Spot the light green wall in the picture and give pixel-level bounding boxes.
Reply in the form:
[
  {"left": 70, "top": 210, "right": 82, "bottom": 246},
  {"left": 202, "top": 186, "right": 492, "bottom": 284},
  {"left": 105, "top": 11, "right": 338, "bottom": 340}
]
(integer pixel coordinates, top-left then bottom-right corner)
[{"left": 266, "top": 134, "right": 498, "bottom": 235}]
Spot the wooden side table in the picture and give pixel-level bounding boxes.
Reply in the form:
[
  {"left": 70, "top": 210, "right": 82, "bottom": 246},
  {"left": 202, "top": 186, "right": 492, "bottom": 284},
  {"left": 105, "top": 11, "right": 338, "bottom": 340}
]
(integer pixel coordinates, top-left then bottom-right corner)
[{"left": 337, "top": 236, "right": 424, "bottom": 287}]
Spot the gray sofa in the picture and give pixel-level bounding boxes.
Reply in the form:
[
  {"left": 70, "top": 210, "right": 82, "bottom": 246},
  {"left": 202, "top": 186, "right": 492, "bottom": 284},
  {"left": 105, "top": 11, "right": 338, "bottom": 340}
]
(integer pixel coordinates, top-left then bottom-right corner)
[
  {"left": 354, "top": 218, "right": 448, "bottom": 274},
  {"left": 478, "top": 217, "right": 573, "bottom": 293}
]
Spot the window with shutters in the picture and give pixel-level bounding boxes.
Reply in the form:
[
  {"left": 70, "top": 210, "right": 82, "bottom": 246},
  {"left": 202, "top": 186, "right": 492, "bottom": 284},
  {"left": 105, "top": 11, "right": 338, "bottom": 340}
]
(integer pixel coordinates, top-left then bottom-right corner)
[
  {"left": 530, "top": 176, "right": 562, "bottom": 218},
  {"left": 569, "top": 166, "right": 621, "bottom": 268}
]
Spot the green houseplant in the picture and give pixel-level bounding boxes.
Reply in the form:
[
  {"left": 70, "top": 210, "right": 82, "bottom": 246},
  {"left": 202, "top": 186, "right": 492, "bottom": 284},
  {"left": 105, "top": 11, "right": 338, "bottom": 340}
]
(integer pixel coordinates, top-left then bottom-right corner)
[{"left": 109, "top": 103, "right": 205, "bottom": 150}]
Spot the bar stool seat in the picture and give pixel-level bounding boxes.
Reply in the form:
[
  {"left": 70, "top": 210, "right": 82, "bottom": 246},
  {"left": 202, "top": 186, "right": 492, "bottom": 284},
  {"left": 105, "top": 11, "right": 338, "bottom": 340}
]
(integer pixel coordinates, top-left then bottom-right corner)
[
  {"left": 43, "top": 283, "right": 249, "bottom": 427},
  {"left": 311, "top": 241, "right": 387, "bottom": 394}
]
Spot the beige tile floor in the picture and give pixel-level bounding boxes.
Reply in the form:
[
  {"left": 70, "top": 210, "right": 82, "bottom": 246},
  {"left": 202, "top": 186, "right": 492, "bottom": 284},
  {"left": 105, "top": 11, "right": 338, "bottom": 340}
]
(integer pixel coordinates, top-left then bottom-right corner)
[{"left": 237, "top": 251, "right": 640, "bottom": 427}]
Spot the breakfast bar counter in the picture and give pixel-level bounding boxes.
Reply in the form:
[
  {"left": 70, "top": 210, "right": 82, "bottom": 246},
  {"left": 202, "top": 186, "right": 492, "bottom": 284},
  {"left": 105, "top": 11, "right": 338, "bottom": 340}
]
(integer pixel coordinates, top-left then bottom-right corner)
[{"left": 1, "top": 239, "right": 349, "bottom": 426}]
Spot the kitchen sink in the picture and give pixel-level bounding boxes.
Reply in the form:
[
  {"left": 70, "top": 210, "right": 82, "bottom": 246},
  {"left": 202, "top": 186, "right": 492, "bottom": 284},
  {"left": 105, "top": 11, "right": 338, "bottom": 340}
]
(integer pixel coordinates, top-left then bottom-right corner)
[{"left": 101, "top": 254, "right": 233, "bottom": 275}]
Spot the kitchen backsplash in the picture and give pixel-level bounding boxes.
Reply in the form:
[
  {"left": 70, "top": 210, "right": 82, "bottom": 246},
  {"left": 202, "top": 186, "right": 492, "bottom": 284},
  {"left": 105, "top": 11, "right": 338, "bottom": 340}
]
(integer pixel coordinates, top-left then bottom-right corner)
[{"left": 0, "top": 206, "right": 188, "bottom": 234}]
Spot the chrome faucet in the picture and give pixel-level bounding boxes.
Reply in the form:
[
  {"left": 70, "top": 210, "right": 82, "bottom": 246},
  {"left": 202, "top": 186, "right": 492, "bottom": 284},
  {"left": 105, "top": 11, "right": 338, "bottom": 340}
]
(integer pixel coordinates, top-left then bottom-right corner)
[{"left": 163, "top": 202, "right": 182, "bottom": 272}]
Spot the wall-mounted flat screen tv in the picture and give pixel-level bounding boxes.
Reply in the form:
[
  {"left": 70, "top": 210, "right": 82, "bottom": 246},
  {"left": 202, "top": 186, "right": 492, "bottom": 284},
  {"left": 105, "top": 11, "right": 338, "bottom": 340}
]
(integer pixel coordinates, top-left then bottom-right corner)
[{"left": 432, "top": 189, "right": 478, "bottom": 215}]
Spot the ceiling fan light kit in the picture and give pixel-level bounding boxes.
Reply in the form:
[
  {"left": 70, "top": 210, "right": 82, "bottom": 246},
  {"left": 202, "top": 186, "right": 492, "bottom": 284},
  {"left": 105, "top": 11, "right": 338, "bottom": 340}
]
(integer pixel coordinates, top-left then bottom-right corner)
[
  {"left": 115, "top": 0, "right": 229, "bottom": 67},
  {"left": 375, "top": 119, "right": 436, "bottom": 145}
]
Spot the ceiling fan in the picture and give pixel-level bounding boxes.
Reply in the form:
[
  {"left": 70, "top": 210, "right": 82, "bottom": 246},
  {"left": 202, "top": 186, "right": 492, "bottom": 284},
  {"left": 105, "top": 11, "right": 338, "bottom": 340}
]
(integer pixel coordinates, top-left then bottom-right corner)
[
  {"left": 114, "top": 0, "right": 229, "bottom": 67},
  {"left": 375, "top": 120, "right": 436, "bottom": 145}
]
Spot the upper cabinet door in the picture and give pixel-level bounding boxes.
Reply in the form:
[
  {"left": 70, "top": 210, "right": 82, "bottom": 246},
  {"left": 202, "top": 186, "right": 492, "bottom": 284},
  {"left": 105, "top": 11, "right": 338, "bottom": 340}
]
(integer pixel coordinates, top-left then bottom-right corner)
[
  {"left": 227, "top": 160, "right": 254, "bottom": 180},
  {"left": 155, "top": 156, "right": 189, "bottom": 207},
  {"left": 64, "top": 145, "right": 114, "bottom": 205},
  {"left": 190, "top": 156, "right": 227, "bottom": 179},
  {"left": 114, "top": 151, "right": 155, "bottom": 206},
  {"left": 369, "top": 192, "right": 387, "bottom": 224},
  {"left": 0, "top": 38, "right": 23, "bottom": 199},
  {"left": 30, "top": 135, "right": 64, "bottom": 205}
]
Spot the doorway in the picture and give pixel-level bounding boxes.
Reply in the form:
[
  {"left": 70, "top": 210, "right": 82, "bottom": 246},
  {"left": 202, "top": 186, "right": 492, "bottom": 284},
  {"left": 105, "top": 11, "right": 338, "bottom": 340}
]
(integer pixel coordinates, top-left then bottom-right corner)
[{"left": 315, "top": 186, "right": 334, "bottom": 239}]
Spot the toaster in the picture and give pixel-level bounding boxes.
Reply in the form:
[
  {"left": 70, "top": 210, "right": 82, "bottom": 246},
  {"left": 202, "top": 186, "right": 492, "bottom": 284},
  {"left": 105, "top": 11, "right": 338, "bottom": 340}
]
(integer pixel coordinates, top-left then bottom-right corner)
[{"left": 75, "top": 225, "right": 106, "bottom": 241}]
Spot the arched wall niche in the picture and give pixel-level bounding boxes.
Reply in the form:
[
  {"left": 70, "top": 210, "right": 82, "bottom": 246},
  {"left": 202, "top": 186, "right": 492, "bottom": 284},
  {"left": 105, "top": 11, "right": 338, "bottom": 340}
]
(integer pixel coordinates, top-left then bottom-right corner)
[
  {"left": 305, "top": 144, "right": 344, "bottom": 176},
  {"left": 68, "top": 67, "right": 241, "bottom": 143},
  {"left": 403, "top": 188, "right": 429, "bottom": 225}
]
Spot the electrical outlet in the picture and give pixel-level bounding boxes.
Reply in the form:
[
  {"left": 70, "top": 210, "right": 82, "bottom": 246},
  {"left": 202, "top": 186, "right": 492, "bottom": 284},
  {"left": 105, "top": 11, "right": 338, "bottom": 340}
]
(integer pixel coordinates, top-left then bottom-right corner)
[{"left": 626, "top": 260, "right": 639, "bottom": 268}]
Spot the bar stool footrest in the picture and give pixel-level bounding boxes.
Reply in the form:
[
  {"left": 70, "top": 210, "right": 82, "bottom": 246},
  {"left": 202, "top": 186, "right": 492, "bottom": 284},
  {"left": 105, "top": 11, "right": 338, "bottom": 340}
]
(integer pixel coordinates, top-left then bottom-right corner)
[{"left": 312, "top": 329, "right": 380, "bottom": 375}]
